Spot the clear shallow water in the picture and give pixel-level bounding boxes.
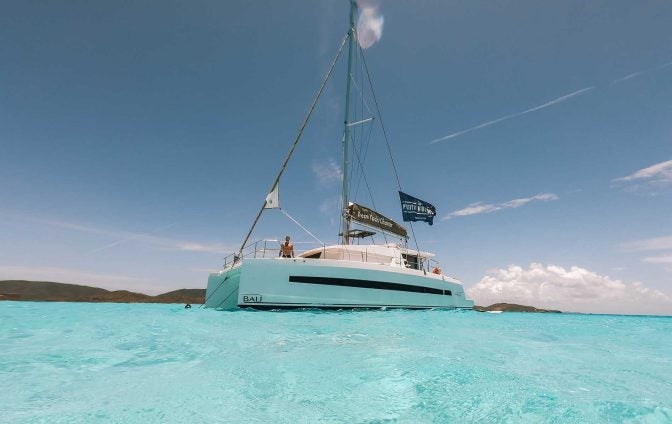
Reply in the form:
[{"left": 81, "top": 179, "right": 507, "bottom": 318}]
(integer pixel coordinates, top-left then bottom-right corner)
[{"left": 1, "top": 302, "right": 671, "bottom": 423}]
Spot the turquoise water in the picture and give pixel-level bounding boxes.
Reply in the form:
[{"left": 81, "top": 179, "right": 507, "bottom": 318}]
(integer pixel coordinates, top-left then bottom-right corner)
[{"left": 1, "top": 302, "right": 671, "bottom": 423}]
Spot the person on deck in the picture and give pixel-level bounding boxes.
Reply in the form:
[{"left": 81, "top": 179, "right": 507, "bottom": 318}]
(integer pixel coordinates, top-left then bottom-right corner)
[
  {"left": 279, "top": 235, "right": 295, "bottom": 258},
  {"left": 432, "top": 266, "right": 441, "bottom": 275}
]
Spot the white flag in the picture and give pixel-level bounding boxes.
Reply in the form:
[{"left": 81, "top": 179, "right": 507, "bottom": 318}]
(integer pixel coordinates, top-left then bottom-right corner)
[{"left": 264, "top": 183, "right": 280, "bottom": 209}]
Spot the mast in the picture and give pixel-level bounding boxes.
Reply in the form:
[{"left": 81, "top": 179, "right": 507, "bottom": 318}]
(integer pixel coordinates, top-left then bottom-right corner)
[{"left": 341, "top": 0, "right": 357, "bottom": 245}]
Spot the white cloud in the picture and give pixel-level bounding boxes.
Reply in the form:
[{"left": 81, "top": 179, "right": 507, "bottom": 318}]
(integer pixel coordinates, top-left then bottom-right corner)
[
  {"left": 319, "top": 197, "right": 339, "bottom": 215},
  {"left": 318, "top": 196, "right": 342, "bottom": 226},
  {"left": 621, "top": 235, "right": 672, "bottom": 252},
  {"left": 443, "top": 193, "right": 558, "bottom": 220},
  {"left": 430, "top": 87, "right": 594, "bottom": 144},
  {"left": 447, "top": 203, "right": 499, "bottom": 218},
  {"left": 312, "top": 158, "right": 343, "bottom": 186},
  {"left": 2, "top": 212, "right": 233, "bottom": 254},
  {"left": 502, "top": 192, "right": 557, "bottom": 208},
  {"left": 468, "top": 263, "right": 672, "bottom": 315},
  {"left": 621, "top": 235, "right": 672, "bottom": 272},
  {"left": 643, "top": 255, "right": 672, "bottom": 264},
  {"left": 612, "top": 159, "right": 672, "bottom": 192},
  {"left": 613, "top": 159, "right": 672, "bottom": 183}
]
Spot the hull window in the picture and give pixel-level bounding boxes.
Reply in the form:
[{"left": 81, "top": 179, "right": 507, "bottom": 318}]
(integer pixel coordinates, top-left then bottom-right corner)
[{"left": 289, "top": 275, "right": 447, "bottom": 296}]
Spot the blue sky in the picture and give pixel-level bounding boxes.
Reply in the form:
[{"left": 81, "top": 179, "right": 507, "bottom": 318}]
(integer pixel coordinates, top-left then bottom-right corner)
[{"left": 1, "top": 0, "right": 671, "bottom": 314}]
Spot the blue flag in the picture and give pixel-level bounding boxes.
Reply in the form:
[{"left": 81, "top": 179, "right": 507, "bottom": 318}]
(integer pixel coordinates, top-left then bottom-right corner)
[{"left": 399, "top": 191, "right": 436, "bottom": 225}]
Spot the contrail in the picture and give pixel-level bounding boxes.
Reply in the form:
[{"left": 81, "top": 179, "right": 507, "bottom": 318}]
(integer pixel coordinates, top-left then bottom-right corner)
[
  {"left": 90, "top": 222, "right": 178, "bottom": 253},
  {"left": 0, "top": 209, "right": 232, "bottom": 254},
  {"left": 613, "top": 71, "right": 646, "bottom": 84},
  {"left": 613, "top": 60, "right": 672, "bottom": 84},
  {"left": 430, "top": 87, "right": 594, "bottom": 144}
]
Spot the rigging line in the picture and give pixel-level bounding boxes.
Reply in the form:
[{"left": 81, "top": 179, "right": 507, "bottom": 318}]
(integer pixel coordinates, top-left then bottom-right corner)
[
  {"left": 205, "top": 33, "right": 350, "bottom": 310},
  {"left": 348, "top": 50, "right": 360, "bottom": 198},
  {"left": 358, "top": 43, "right": 401, "bottom": 189},
  {"left": 349, "top": 133, "right": 375, "bottom": 210},
  {"left": 349, "top": 50, "right": 364, "bottom": 201},
  {"left": 199, "top": 273, "right": 230, "bottom": 308},
  {"left": 349, "top": 43, "right": 374, "bottom": 118},
  {"left": 348, "top": 126, "right": 357, "bottom": 194},
  {"left": 349, "top": 132, "right": 388, "bottom": 244},
  {"left": 358, "top": 40, "right": 422, "bottom": 256},
  {"left": 280, "top": 208, "right": 324, "bottom": 245},
  {"left": 350, "top": 40, "right": 364, "bottom": 166},
  {"left": 213, "top": 285, "right": 238, "bottom": 309},
  {"left": 349, "top": 73, "right": 376, "bottom": 117},
  {"left": 346, "top": 117, "right": 374, "bottom": 127},
  {"left": 355, "top": 121, "right": 373, "bottom": 199},
  {"left": 352, "top": 118, "right": 374, "bottom": 201},
  {"left": 353, "top": 42, "right": 360, "bottom": 157},
  {"left": 352, "top": 45, "right": 373, "bottom": 201},
  {"left": 236, "top": 31, "right": 350, "bottom": 260}
]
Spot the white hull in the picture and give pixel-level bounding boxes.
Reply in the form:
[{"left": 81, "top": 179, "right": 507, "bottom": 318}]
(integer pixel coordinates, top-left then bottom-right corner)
[{"left": 205, "top": 257, "right": 474, "bottom": 310}]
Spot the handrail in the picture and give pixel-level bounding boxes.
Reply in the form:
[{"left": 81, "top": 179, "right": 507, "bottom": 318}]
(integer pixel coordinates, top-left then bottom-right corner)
[
  {"left": 221, "top": 239, "right": 326, "bottom": 269},
  {"left": 220, "top": 239, "right": 446, "bottom": 273}
]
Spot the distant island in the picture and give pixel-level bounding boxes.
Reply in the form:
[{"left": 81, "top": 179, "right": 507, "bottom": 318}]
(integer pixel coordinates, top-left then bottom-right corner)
[
  {"left": 1, "top": 280, "right": 561, "bottom": 312},
  {"left": 0, "top": 280, "right": 205, "bottom": 304},
  {"left": 474, "top": 303, "right": 561, "bottom": 313}
]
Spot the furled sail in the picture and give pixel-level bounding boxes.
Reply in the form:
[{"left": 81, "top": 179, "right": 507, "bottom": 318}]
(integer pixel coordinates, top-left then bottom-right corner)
[
  {"left": 399, "top": 191, "right": 436, "bottom": 225},
  {"left": 345, "top": 202, "right": 408, "bottom": 238}
]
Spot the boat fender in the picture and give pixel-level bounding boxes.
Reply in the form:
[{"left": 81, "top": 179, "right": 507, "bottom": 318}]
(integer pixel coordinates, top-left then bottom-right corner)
[{"left": 185, "top": 304, "right": 192, "bottom": 309}]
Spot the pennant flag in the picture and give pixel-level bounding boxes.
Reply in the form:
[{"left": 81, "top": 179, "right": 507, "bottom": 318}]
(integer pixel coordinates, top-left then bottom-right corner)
[
  {"left": 264, "top": 183, "right": 280, "bottom": 209},
  {"left": 399, "top": 191, "right": 436, "bottom": 225}
]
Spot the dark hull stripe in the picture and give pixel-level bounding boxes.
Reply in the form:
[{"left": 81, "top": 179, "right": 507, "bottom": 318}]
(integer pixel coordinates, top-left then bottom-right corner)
[{"left": 289, "top": 275, "right": 452, "bottom": 296}]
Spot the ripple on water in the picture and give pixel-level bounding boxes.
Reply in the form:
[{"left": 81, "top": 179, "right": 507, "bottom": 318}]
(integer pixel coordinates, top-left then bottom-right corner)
[{"left": 1, "top": 302, "right": 671, "bottom": 423}]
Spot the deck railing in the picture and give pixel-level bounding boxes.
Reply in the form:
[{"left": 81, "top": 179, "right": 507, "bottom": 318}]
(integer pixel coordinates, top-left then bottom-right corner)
[
  {"left": 221, "top": 239, "right": 324, "bottom": 269},
  {"left": 220, "top": 239, "right": 448, "bottom": 276}
]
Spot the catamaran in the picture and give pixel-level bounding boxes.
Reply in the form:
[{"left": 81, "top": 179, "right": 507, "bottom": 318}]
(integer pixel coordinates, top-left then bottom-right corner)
[{"left": 204, "top": 1, "right": 474, "bottom": 310}]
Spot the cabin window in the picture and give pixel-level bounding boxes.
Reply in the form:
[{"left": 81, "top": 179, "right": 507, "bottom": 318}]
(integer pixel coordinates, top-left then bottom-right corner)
[{"left": 304, "top": 252, "right": 322, "bottom": 259}]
